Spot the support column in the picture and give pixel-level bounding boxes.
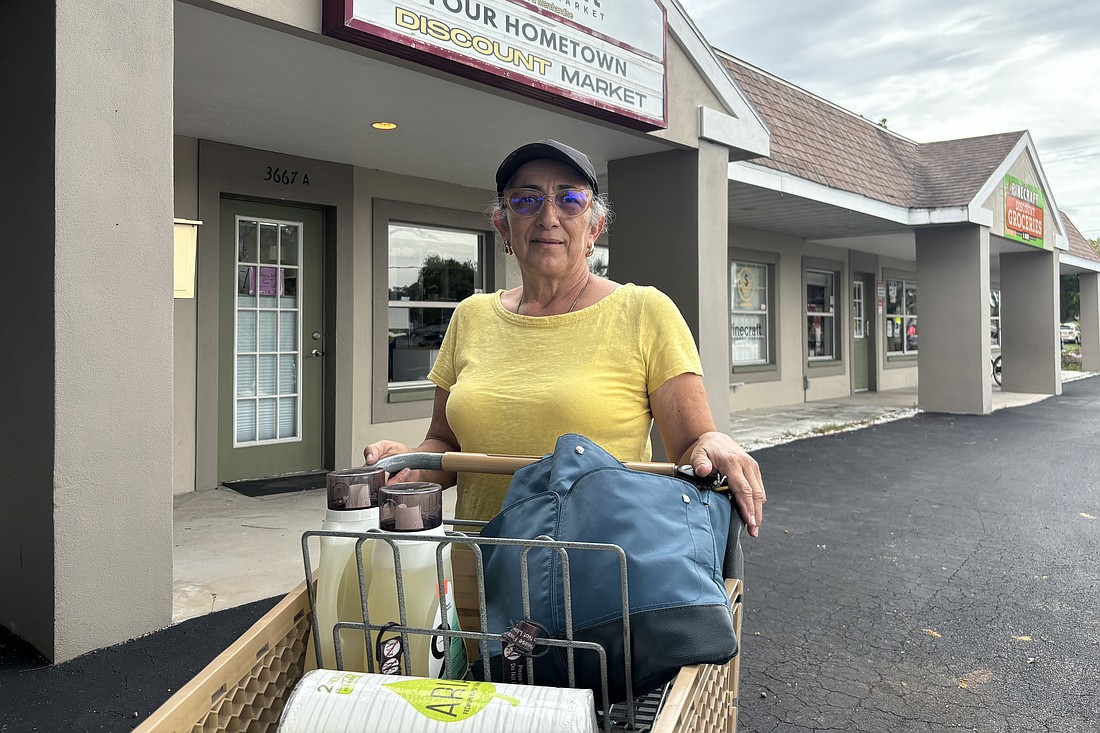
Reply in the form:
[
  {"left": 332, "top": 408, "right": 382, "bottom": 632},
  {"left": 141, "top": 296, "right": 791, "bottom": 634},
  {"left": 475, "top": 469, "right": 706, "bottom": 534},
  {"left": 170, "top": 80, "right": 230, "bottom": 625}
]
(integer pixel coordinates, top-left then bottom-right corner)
[
  {"left": 1000, "top": 251, "right": 1061, "bottom": 395},
  {"left": 608, "top": 142, "right": 731, "bottom": 446},
  {"left": 1079, "top": 272, "right": 1100, "bottom": 372},
  {"left": 915, "top": 226, "right": 992, "bottom": 414},
  {"left": 0, "top": 0, "right": 175, "bottom": 662}
]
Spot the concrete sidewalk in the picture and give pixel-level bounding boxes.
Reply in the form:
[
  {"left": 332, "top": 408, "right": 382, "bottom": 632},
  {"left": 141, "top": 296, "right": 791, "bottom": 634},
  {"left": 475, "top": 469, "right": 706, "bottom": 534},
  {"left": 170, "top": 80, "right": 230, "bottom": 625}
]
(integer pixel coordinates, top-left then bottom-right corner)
[{"left": 171, "top": 375, "right": 1094, "bottom": 622}]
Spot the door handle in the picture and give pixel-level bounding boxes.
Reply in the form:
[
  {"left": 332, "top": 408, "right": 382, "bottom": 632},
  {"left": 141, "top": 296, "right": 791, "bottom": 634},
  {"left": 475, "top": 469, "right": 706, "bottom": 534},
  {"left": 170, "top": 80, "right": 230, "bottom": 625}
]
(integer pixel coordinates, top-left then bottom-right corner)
[{"left": 310, "top": 348, "right": 324, "bottom": 358}]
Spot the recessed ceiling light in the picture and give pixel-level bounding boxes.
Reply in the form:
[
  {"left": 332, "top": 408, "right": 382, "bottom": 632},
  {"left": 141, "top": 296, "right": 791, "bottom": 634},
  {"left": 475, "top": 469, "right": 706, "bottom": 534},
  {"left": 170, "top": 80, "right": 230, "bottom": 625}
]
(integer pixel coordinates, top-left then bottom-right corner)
[{"left": 371, "top": 121, "right": 398, "bottom": 130}]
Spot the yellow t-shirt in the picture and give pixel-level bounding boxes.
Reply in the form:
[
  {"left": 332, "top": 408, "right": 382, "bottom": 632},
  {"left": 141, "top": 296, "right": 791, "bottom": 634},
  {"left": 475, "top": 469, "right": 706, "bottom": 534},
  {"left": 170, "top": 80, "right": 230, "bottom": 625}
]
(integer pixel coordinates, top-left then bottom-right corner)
[{"left": 427, "top": 283, "right": 703, "bottom": 521}]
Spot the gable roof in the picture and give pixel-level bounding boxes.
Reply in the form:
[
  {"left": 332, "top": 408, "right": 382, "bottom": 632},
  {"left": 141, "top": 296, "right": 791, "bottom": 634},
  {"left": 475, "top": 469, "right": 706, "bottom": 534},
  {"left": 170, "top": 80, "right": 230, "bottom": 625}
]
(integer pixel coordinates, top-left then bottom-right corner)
[
  {"left": 718, "top": 53, "right": 1027, "bottom": 211},
  {"left": 1062, "top": 210, "right": 1100, "bottom": 264}
]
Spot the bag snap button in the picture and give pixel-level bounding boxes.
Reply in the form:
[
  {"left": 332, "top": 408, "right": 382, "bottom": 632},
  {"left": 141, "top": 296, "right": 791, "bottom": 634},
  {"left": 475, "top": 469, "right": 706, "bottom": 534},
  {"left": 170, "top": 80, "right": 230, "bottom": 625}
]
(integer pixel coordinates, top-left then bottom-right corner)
[
  {"left": 575, "top": 446, "right": 585, "bottom": 454},
  {"left": 682, "top": 494, "right": 691, "bottom": 504}
]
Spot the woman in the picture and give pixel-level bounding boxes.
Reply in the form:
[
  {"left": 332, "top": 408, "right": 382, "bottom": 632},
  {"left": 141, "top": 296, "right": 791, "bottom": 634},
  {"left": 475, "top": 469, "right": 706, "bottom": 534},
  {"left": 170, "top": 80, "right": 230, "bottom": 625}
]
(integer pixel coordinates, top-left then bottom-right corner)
[
  {"left": 366, "top": 138, "right": 764, "bottom": 528},
  {"left": 365, "top": 139, "right": 765, "bottom": 630}
]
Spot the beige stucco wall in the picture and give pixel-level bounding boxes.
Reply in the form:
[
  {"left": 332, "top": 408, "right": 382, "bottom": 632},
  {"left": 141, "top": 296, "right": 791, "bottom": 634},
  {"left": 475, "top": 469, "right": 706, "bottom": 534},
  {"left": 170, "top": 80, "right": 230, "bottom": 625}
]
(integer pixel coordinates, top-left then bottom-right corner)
[
  {"left": 648, "top": 34, "right": 729, "bottom": 149},
  {"left": 55, "top": 0, "right": 175, "bottom": 661},
  {"left": 174, "top": 136, "right": 200, "bottom": 495},
  {"left": 608, "top": 145, "right": 732, "bottom": 444},
  {"left": 999, "top": 250, "right": 1061, "bottom": 395},
  {"left": 916, "top": 225, "right": 992, "bottom": 414}
]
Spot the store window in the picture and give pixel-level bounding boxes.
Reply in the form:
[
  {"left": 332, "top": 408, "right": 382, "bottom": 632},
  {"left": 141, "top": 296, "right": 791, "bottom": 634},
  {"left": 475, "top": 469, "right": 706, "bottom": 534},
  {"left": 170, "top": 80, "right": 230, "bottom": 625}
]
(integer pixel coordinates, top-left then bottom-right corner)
[
  {"left": 990, "top": 289, "right": 1001, "bottom": 348},
  {"left": 806, "top": 270, "right": 837, "bottom": 360},
  {"left": 731, "top": 262, "right": 771, "bottom": 366},
  {"left": 374, "top": 201, "right": 494, "bottom": 421},
  {"left": 885, "top": 278, "right": 918, "bottom": 354}
]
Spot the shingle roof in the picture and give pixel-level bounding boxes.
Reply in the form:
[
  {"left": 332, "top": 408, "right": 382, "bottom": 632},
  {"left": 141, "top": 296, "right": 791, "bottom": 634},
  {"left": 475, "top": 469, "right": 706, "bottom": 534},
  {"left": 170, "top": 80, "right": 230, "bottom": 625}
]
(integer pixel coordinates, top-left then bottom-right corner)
[
  {"left": 720, "top": 54, "right": 1026, "bottom": 210},
  {"left": 1062, "top": 210, "right": 1100, "bottom": 263},
  {"left": 914, "top": 133, "right": 1025, "bottom": 207}
]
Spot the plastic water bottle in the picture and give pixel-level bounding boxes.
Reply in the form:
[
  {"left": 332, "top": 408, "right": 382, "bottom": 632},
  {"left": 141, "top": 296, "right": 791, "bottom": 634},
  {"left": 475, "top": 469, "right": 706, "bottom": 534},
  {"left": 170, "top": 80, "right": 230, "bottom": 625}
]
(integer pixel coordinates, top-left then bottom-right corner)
[
  {"left": 366, "top": 482, "right": 468, "bottom": 679},
  {"left": 306, "top": 467, "right": 384, "bottom": 673}
]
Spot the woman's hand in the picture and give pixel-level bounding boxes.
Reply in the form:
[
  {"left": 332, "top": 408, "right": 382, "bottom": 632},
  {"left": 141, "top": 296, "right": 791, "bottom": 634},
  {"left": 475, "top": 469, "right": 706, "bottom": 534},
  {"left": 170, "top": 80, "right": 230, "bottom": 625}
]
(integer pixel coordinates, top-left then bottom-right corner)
[
  {"left": 651, "top": 373, "right": 766, "bottom": 538},
  {"left": 685, "top": 431, "right": 766, "bottom": 538},
  {"left": 363, "top": 440, "right": 420, "bottom": 484}
]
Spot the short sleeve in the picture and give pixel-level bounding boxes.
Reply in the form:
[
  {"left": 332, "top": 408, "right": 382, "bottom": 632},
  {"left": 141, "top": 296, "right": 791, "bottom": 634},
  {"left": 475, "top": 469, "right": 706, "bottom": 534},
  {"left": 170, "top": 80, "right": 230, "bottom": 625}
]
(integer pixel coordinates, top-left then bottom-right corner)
[
  {"left": 639, "top": 287, "right": 704, "bottom": 394},
  {"left": 426, "top": 301, "right": 463, "bottom": 391}
]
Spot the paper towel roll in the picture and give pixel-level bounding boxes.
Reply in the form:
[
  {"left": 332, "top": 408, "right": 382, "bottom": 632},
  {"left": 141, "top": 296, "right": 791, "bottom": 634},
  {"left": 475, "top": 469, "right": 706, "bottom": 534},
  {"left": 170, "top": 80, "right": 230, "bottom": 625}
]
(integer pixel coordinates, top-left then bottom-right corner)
[{"left": 278, "top": 670, "right": 599, "bottom": 733}]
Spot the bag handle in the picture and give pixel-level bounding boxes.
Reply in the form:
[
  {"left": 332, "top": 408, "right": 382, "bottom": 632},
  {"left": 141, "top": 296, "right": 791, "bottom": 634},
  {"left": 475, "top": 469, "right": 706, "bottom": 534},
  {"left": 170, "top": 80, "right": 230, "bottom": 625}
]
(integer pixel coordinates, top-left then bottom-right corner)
[{"left": 373, "top": 451, "right": 727, "bottom": 491}]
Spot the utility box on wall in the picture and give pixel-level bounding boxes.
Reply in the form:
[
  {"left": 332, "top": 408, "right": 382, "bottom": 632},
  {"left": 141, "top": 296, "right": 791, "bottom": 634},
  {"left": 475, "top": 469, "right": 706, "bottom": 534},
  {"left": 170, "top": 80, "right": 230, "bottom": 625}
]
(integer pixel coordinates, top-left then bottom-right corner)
[{"left": 174, "top": 218, "right": 202, "bottom": 298}]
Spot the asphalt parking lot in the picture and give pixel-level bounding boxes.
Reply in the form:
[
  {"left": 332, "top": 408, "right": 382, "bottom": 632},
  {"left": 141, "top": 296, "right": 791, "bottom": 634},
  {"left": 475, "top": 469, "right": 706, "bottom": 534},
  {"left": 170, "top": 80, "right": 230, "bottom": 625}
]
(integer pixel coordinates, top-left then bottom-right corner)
[{"left": 737, "top": 377, "right": 1099, "bottom": 732}]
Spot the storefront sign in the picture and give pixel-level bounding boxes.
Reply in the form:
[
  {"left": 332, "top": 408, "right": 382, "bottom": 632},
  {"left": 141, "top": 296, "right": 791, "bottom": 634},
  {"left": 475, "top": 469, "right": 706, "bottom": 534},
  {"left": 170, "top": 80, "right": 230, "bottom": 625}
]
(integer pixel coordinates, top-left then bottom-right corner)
[
  {"left": 324, "top": 0, "right": 667, "bottom": 129},
  {"left": 1003, "top": 174, "right": 1044, "bottom": 246}
]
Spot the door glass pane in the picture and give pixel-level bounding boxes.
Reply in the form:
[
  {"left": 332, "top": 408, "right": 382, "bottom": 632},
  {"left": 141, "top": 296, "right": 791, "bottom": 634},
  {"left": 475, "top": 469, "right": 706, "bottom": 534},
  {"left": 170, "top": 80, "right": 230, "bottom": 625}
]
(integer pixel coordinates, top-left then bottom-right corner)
[
  {"left": 236, "top": 355, "right": 256, "bottom": 397},
  {"left": 258, "top": 355, "right": 277, "bottom": 396},
  {"left": 279, "top": 355, "right": 297, "bottom": 394},
  {"left": 237, "top": 267, "right": 256, "bottom": 307},
  {"left": 280, "top": 225, "right": 299, "bottom": 266},
  {"left": 235, "top": 217, "right": 304, "bottom": 446},
  {"left": 236, "top": 400, "right": 255, "bottom": 443},
  {"left": 258, "top": 311, "right": 277, "bottom": 351},
  {"left": 257, "top": 398, "right": 277, "bottom": 440},
  {"left": 279, "top": 397, "right": 298, "bottom": 439},
  {"left": 237, "top": 311, "right": 256, "bottom": 351},
  {"left": 238, "top": 220, "right": 258, "bottom": 262},
  {"left": 279, "top": 312, "right": 298, "bottom": 351},
  {"left": 259, "top": 223, "right": 279, "bottom": 264},
  {"left": 281, "top": 269, "right": 298, "bottom": 308}
]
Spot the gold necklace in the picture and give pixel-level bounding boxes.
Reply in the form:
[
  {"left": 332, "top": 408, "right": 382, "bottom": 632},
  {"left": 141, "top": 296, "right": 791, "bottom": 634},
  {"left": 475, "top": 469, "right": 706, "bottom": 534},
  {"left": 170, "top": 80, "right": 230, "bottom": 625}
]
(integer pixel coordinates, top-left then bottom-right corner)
[{"left": 517, "top": 273, "right": 591, "bottom": 316}]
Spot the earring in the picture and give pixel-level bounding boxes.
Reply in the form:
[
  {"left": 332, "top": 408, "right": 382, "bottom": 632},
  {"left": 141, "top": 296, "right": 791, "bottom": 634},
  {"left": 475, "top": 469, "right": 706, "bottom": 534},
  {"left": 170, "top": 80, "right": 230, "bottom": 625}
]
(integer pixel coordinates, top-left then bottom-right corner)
[
  {"left": 504, "top": 241, "right": 513, "bottom": 255},
  {"left": 585, "top": 246, "right": 594, "bottom": 257}
]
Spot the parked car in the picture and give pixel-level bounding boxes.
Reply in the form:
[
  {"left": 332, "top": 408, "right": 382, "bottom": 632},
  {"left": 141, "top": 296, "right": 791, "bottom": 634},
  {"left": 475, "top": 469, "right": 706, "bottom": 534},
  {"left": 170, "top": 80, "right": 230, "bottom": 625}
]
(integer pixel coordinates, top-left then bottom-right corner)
[{"left": 1060, "top": 322, "right": 1080, "bottom": 344}]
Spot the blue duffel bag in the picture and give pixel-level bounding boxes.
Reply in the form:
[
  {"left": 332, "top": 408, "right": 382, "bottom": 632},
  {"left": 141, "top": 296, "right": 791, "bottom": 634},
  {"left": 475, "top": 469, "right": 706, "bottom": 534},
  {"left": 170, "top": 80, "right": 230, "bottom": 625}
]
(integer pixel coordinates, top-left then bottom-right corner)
[{"left": 476, "top": 433, "right": 741, "bottom": 704}]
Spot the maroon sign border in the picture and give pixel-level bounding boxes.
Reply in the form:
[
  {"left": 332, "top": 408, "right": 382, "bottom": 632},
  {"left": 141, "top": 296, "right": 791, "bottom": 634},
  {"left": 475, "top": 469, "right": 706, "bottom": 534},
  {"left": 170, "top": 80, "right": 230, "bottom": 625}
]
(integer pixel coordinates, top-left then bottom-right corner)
[{"left": 322, "top": 0, "right": 668, "bottom": 131}]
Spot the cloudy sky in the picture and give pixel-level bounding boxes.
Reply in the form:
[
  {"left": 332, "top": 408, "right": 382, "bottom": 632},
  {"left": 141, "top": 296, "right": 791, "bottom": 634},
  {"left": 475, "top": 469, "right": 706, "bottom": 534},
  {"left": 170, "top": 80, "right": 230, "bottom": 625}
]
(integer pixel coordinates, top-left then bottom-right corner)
[{"left": 677, "top": 0, "right": 1100, "bottom": 241}]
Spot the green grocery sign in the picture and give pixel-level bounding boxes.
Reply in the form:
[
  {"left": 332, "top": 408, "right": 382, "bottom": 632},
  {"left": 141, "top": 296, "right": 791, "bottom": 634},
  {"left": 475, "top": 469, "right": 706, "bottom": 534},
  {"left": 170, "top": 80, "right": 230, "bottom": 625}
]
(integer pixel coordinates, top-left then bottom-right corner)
[{"left": 1003, "top": 174, "right": 1044, "bottom": 246}]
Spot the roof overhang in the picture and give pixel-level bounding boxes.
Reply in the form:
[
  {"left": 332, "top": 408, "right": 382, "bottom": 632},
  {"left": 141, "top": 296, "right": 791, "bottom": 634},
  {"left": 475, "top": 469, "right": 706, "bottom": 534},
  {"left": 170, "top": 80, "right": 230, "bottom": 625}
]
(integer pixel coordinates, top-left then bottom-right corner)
[
  {"left": 174, "top": 1, "right": 675, "bottom": 191},
  {"left": 1060, "top": 253, "right": 1100, "bottom": 275},
  {"left": 727, "top": 161, "right": 981, "bottom": 241}
]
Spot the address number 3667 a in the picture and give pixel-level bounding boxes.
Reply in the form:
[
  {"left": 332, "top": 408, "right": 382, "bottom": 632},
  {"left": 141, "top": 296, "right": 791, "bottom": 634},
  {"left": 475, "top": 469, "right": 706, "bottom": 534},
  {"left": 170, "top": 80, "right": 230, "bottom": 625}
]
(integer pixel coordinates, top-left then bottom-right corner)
[{"left": 265, "top": 167, "right": 310, "bottom": 186}]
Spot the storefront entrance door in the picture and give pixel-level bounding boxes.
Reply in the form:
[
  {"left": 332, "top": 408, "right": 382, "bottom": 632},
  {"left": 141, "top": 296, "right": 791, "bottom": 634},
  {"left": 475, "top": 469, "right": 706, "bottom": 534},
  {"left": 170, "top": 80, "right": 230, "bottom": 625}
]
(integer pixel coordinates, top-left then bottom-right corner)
[
  {"left": 217, "top": 200, "right": 325, "bottom": 482},
  {"left": 852, "top": 278, "right": 869, "bottom": 391}
]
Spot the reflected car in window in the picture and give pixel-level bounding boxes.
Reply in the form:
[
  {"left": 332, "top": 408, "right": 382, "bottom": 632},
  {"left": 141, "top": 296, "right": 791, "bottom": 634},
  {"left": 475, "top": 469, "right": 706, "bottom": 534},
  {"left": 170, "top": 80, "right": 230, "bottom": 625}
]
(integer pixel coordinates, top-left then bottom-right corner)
[{"left": 1060, "top": 322, "right": 1080, "bottom": 345}]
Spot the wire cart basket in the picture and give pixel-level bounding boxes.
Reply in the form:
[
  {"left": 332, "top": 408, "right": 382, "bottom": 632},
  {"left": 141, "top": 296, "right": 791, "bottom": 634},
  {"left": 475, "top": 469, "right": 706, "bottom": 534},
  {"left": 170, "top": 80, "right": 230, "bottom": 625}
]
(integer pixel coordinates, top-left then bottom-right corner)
[{"left": 136, "top": 451, "right": 745, "bottom": 733}]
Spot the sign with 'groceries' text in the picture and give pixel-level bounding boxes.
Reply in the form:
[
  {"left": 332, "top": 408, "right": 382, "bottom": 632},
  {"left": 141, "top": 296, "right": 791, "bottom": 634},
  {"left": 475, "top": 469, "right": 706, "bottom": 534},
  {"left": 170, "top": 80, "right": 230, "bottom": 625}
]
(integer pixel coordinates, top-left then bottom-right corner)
[{"left": 324, "top": 0, "right": 667, "bottom": 129}]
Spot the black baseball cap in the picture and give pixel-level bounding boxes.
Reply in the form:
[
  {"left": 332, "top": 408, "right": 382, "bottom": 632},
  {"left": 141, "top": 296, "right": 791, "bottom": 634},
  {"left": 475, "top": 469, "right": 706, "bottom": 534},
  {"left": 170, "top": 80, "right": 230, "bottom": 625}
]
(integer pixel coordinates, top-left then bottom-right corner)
[{"left": 495, "top": 139, "right": 600, "bottom": 196}]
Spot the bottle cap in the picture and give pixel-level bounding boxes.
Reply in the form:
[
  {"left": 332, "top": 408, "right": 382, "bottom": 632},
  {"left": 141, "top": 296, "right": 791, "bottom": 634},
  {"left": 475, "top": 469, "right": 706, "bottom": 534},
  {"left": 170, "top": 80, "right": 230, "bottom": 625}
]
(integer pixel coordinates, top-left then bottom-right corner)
[
  {"left": 326, "top": 468, "right": 385, "bottom": 511},
  {"left": 378, "top": 482, "right": 443, "bottom": 532}
]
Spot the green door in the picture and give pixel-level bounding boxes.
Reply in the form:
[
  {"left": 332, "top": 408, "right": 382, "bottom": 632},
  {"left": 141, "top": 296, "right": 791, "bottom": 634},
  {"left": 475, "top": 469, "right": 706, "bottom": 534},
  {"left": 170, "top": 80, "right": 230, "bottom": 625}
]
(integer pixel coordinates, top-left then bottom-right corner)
[
  {"left": 852, "top": 278, "right": 869, "bottom": 391},
  {"left": 218, "top": 201, "right": 325, "bottom": 482}
]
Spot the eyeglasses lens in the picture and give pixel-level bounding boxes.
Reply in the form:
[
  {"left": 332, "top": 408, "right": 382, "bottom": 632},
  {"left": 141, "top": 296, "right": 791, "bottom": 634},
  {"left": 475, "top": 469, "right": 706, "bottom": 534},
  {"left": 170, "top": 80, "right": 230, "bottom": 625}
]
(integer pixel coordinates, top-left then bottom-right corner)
[{"left": 505, "top": 189, "right": 591, "bottom": 218}]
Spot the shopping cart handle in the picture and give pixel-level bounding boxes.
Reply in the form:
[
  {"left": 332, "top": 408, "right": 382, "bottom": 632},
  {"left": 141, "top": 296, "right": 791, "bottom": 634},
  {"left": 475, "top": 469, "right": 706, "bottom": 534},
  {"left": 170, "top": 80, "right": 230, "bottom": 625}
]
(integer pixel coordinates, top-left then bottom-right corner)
[{"left": 373, "top": 451, "right": 728, "bottom": 491}]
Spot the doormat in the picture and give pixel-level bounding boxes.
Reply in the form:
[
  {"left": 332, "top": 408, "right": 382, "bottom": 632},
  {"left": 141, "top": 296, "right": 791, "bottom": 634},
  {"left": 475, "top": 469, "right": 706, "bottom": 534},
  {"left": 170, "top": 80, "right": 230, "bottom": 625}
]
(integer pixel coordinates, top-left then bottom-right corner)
[{"left": 222, "top": 471, "right": 328, "bottom": 498}]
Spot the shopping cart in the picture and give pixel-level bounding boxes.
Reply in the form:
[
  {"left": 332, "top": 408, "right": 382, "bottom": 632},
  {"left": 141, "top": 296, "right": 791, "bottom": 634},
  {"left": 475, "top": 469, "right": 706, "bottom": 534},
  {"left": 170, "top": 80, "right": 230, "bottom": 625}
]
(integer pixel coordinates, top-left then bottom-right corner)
[{"left": 136, "top": 451, "right": 746, "bottom": 733}]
